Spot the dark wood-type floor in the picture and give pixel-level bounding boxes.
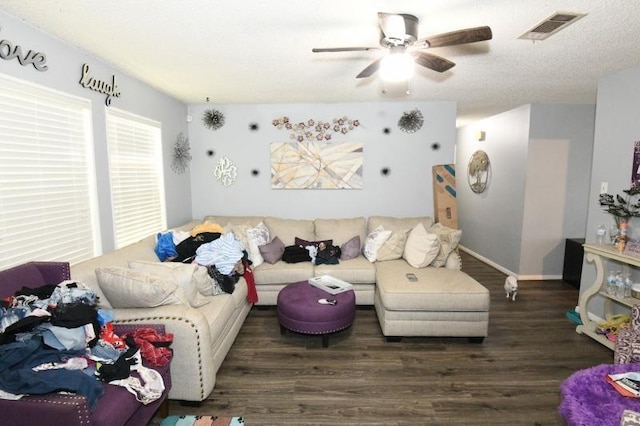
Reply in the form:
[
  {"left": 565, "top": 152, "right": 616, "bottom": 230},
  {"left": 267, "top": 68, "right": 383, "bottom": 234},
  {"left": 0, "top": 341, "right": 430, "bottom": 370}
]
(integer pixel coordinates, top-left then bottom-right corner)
[{"left": 152, "top": 252, "right": 612, "bottom": 425}]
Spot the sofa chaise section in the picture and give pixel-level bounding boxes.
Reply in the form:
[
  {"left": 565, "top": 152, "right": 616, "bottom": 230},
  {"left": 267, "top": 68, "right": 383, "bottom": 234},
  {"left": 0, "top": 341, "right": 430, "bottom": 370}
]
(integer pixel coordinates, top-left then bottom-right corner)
[{"left": 374, "top": 261, "right": 490, "bottom": 340}]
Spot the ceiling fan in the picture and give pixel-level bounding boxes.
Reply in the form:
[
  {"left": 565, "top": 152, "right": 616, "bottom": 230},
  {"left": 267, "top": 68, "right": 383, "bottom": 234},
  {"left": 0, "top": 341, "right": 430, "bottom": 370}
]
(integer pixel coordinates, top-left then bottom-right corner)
[{"left": 312, "top": 12, "right": 492, "bottom": 80}]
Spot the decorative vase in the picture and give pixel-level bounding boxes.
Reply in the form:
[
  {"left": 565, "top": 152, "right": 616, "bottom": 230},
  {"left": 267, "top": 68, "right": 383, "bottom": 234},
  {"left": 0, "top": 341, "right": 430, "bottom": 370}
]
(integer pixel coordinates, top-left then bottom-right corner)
[{"left": 617, "top": 219, "right": 629, "bottom": 253}]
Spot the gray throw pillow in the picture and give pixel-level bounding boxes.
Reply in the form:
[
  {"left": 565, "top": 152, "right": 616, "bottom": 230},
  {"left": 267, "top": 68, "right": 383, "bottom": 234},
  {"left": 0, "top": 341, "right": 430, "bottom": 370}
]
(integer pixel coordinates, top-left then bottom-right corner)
[
  {"left": 340, "top": 235, "right": 361, "bottom": 260},
  {"left": 259, "top": 236, "right": 285, "bottom": 264}
]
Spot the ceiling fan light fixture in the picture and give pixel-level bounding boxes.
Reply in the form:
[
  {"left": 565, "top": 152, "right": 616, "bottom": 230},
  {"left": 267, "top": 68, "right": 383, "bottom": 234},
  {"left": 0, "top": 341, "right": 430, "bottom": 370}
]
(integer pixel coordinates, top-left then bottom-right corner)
[{"left": 380, "top": 52, "right": 414, "bottom": 82}]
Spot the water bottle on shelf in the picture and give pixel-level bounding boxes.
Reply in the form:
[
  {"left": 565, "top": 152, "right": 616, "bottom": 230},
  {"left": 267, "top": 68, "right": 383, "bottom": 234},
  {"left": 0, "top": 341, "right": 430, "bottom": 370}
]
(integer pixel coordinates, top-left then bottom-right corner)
[
  {"left": 610, "top": 225, "right": 620, "bottom": 245},
  {"left": 596, "top": 225, "right": 607, "bottom": 244},
  {"left": 606, "top": 270, "right": 617, "bottom": 295},
  {"left": 624, "top": 274, "right": 633, "bottom": 298},
  {"left": 616, "top": 271, "right": 626, "bottom": 298}
]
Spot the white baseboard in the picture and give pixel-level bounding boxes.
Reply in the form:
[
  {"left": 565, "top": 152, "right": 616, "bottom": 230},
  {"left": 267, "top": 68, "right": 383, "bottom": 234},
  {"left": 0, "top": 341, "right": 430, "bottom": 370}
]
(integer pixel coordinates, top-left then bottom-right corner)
[{"left": 459, "top": 245, "right": 562, "bottom": 281}]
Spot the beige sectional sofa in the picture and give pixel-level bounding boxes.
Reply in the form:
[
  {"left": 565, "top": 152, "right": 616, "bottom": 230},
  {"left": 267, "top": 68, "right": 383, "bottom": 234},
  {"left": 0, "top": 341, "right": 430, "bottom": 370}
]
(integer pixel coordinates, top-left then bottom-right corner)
[{"left": 69, "top": 215, "right": 490, "bottom": 403}]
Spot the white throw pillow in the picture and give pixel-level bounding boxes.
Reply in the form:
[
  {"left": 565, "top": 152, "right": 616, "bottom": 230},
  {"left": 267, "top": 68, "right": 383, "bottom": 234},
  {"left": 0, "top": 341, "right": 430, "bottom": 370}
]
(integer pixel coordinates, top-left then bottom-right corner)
[
  {"left": 128, "top": 260, "right": 211, "bottom": 307},
  {"left": 95, "top": 267, "right": 188, "bottom": 308},
  {"left": 403, "top": 223, "right": 441, "bottom": 268},
  {"left": 246, "top": 222, "right": 270, "bottom": 267},
  {"left": 428, "top": 223, "right": 463, "bottom": 267},
  {"left": 363, "top": 225, "right": 392, "bottom": 262}
]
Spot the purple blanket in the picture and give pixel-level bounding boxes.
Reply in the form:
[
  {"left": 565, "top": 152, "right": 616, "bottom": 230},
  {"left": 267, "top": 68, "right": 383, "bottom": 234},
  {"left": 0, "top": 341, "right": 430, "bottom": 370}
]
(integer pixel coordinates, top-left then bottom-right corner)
[{"left": 559, "top": 363, "right": 640, "bottom": 425}]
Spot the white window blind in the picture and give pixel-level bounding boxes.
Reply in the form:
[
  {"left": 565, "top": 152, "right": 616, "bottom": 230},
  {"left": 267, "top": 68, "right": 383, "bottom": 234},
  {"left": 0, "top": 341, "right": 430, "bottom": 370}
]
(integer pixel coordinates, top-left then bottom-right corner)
[
  {"left": 106, "top": 108, "right": 166, "bottom": 249},
  {"left": 0, "top": 74, "right": 99, "bottom": 270}
]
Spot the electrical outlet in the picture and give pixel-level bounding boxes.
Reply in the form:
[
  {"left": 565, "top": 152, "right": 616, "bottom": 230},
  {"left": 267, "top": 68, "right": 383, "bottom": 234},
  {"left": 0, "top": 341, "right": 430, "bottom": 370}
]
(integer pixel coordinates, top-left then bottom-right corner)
[{"left": 600, "top": 182, "right": 608, "bottom": 194}]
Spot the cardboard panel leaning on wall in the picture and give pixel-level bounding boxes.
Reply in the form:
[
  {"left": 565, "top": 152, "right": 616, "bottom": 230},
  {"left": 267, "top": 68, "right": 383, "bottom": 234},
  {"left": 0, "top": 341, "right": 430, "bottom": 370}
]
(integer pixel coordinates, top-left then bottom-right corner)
[{"left": 187, "top": 101, "right": 457, "bottom": 220}]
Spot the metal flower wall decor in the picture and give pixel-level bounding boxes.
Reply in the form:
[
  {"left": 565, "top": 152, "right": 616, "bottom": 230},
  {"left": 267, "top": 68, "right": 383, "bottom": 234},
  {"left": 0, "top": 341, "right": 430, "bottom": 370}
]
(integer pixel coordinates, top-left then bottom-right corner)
[
  {"left": 170, "top": 133, "right": 192, "bottom": 174},
  {"left": 398, "top": 109, "right": 424, "bottom": 133},
  {"left": 214, "top": 157, "right": 237, "bottom": 186},
  {"left": 202, "top": 109, "right": 225, "bottom": 130},
  {"left": 272, "top": 116, "right": 360, "bottom": 142}
]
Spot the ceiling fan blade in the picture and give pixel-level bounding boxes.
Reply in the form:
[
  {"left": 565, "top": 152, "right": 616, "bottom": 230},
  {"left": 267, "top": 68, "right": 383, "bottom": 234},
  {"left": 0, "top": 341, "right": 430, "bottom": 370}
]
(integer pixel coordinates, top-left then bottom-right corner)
[
  {"left": 416, "top": 26, "right": 492, "bottom": 48},
  {"left": 356, "top": 58, "right": 382, "bottom": 79},
  {"left": 378, "top": 12, "right": 408, "bottom": 39},
  {"left": 411, "top": 51, "right": 455, "bottom": 73},
  {"left": 312, "top": 47, "right": 380, "bottom": 53}
]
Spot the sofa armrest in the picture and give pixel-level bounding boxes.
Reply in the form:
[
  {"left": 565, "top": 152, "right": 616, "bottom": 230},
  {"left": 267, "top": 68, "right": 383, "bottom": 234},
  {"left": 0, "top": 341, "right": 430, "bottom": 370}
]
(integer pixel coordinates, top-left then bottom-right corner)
[
  {"left": 0, "top": 261, "right": 70, "bottom": 297},
  {"left": 0, "top": 394, "right": 92, "bottom": 426},
  {"left": 33, "top": 261, "right": 72, "bottom": 286},
  {"left": 112, "top": 304, "right": 215, "bottom": 402}
]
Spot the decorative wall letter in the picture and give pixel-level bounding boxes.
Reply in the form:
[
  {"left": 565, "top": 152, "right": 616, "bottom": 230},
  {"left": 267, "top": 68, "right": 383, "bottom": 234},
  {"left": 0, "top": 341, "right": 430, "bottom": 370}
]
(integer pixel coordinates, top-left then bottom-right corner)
[
  {"left": 0, "top": 29, "right": 48, "bottom": 71},
  {"left": 79, "top": 63, "right": 121, "bottom": 106}
]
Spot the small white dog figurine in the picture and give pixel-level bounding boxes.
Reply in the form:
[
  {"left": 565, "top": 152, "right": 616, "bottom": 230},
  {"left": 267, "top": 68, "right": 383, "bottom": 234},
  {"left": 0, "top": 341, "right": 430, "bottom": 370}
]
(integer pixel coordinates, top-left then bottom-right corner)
[{"left": 504, "top": 276, "right": 518, "bottom": 301}]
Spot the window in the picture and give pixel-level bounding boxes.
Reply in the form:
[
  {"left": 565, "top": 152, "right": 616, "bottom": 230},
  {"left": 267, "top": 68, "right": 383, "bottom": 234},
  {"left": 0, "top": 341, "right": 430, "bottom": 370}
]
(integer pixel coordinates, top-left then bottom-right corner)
[
  {"left": 106, "top": 108, "right": 166, "bottom": 249},
  {"left": 0, "top": 74, "right": 99, "bottom": 269}
]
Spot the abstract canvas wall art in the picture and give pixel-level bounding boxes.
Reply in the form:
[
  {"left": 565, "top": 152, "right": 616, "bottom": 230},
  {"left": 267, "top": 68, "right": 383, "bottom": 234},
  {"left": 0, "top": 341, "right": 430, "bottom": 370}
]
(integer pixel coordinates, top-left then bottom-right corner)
[{"left": 271, "top": 142, "right": 363, "bottom": 189}]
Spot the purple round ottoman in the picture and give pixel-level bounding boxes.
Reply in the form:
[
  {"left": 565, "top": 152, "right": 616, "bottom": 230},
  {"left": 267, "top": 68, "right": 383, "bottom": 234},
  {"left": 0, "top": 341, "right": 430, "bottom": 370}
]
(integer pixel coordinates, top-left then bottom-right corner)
[
  {"left": 559, "top": 363, "right": 640, "bottom": 425},
  {"left": 277, "top": 281, "right": 355, "bottom": 347}
]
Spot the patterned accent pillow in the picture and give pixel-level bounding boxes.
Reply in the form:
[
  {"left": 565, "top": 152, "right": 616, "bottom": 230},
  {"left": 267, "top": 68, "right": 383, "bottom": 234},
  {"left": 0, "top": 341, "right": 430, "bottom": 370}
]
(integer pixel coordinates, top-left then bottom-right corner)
[
  {"left": 377, "top": 229, "right": 409, "bottom": 262},
  {"left": 246, "top": 222, "right": 270, "bottom": 267},
  {"left": 428, "top": 223, "right": 462, "bottom": 267},
  {"left": 294, "top": 237, "right": 333, "bottom": 249},
  {"left": 363, "top": 225, "right": 392, "bottom": 262},
  {"left": 224, "top": 222, "right": 252, "bottom": 252}
]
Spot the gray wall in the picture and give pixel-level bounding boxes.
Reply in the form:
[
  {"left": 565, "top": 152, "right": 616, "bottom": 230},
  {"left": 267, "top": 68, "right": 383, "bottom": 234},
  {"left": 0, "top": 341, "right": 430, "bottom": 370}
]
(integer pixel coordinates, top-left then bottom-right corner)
[
  {"left": 187, "top": 102, "right": 456, "bottom": 220},
  {"left": 0, "top": 9, "right": 191, "bottom": 253},
  {"left": 456, "top": 105, "right": 531, "bottom": 275},
  {"left": 457, "top": 103, "right": 595, "bottom": 278},
  {"left": 582, "top": 64, "right": 640, "bottom": 318}
]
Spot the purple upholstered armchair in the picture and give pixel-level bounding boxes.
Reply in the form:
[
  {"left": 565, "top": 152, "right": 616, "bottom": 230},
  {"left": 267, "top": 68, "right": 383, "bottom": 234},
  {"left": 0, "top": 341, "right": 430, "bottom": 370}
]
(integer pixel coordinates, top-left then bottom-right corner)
[
  {"left": 614, "top": 304, "right": 640, "bottom": 364},
  {"left": 0, "top": 262, "right": 171, "bottom": 426}
]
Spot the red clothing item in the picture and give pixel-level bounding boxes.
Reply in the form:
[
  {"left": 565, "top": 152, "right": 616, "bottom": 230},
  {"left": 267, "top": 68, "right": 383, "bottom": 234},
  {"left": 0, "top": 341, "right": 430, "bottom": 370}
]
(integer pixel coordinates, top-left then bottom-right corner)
[
  {"left": 125, "top": 328, "right": 174, "bottom": 367},
  {"left": 243, "top": 259, "right": 258, "bottom": 304}
]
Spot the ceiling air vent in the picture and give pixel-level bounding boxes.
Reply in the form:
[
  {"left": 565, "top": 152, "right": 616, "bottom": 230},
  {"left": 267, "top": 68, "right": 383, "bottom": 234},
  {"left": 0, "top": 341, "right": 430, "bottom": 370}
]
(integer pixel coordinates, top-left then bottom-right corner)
[{"left": 518, "top": 11, "right": 586, "bottom": 41}]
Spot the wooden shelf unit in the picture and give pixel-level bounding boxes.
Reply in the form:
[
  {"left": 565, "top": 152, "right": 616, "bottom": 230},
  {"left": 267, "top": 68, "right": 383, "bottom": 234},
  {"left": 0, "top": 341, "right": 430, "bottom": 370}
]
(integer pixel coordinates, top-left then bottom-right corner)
[{"left": 577, "top": 243, "right": 640, "bottom": 350}]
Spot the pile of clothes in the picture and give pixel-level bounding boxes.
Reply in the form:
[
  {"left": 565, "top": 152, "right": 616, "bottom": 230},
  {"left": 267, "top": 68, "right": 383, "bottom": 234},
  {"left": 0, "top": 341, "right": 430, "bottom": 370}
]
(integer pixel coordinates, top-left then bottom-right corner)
[
  {"left": 155, "top": 223, "right": 257, "bottom": 303},
  {"left": 0, "top": 280, "right": 172, "bottom": 410}
]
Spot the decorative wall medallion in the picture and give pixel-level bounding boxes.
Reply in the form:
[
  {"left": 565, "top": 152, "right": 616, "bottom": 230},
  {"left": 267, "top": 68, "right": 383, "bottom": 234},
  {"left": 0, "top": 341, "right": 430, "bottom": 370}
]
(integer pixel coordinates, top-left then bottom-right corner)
[
  {"left": 170, "top": 133, "right": 192, "bottom": 174},
  {"left": 398, "top": 109, "right": 424, "bottom": 133},
  {"left": 431, "top": 142, "right": 441, "bottom": 151},
  {"left": 272, "top": 116, "right": 360, "bottom": 142},
  {"left": 467, "top": 150, "right": 490, "bottom": 193},
  {"left": 381, "top": 167, "right": 391, "bottom": 176},
  {"left": 0, "top": 30, "right": 48, "bottom": 71},
  {"left": 202, "top": 109, "right": 225, "bottom": 130},
  {"left": 214, "top": 157, "right": 237, "bottom": 186},
  {"left": 79, "top": 63, "right": 121, "bottom": 106},
  {"left": 249, "top": 122, "right": 259, "bottom": 132}
]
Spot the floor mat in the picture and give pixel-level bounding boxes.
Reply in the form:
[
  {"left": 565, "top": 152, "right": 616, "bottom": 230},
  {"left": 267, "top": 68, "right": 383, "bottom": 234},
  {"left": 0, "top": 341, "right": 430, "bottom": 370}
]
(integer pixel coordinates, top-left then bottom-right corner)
[{"left": 160, "top": 415, "right": 244, "bottom": 426}]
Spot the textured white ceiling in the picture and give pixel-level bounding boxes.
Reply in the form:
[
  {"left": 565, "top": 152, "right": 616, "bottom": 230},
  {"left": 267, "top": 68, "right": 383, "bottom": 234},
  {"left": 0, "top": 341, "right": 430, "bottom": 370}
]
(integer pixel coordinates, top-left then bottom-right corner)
[{"left": 2, "top": 1, "right": 639, "bottom": 126}]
